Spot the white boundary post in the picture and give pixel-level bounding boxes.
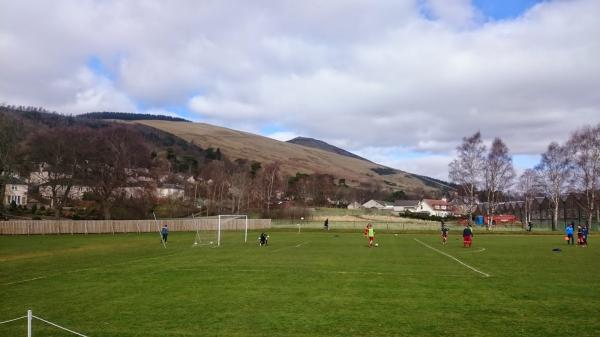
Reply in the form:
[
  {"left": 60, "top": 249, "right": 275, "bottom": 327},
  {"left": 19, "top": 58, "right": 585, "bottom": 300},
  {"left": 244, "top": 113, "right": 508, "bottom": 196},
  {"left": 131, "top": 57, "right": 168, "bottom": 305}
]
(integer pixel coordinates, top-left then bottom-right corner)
[
  {"left": 27, "top": 309, "right": 32, "bottom": 337},
  {"left": 217, "top": 216, "right": 221, "bottom": 246},
  {"left": 244, "top": 216, "right": 248, "bottom": 243},
  {"left": 153, "top": 212, "right": 167, "bottom": 248}
]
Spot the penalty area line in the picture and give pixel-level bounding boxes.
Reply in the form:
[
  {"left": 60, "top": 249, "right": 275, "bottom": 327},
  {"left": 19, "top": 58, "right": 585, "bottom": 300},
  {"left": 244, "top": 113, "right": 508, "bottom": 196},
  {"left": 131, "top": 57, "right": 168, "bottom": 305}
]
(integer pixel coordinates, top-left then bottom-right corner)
[
  {"left": 414, "top": 238, "right": 491, "bottom": 278},
  {"left": 270, "top": 241, "right": 310, "bottom": 252}
]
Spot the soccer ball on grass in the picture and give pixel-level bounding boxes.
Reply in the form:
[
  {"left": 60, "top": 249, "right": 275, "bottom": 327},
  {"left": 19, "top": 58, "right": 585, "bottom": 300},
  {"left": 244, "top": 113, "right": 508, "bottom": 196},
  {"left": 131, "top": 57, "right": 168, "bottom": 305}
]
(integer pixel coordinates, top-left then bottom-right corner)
[{"left": 375, "top": 243, "right": 379, "bottom": 247}]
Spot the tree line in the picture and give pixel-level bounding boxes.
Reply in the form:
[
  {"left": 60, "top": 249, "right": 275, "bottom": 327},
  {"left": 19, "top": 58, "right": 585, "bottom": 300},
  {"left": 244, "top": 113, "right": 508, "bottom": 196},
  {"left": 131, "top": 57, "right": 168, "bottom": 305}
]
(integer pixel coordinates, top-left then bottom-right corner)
[
  {"left": 0, "top": 106, "right": 404, "bottom": 220},
  {"left": 449, "top": 124, "right": 600, "bottom": 230}
]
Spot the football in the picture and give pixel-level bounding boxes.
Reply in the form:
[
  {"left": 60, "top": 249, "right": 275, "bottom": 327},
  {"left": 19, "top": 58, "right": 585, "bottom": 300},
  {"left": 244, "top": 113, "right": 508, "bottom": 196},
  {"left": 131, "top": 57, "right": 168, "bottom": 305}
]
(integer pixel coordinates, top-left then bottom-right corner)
[{"left": 375, "top": 243, "right": 379, "bottom": 247}]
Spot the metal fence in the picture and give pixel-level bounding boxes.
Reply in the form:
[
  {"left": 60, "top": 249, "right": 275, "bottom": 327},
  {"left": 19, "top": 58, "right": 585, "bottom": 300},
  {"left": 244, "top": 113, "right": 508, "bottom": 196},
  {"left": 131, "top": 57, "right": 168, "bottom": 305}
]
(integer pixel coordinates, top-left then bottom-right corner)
[
  {"left": 271, "top": 219, "right": 583, "bottom": 232},
  {"left": 0, "top": 218, "right": 271, "bottom": 235}
]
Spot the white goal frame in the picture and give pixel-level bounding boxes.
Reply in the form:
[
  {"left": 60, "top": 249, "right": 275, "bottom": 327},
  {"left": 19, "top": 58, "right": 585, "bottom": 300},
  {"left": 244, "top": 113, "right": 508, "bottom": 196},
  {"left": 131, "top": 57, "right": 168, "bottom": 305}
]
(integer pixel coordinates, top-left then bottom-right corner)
[{"left": 217, "top": 214, "right": 248, "bottom": 247}]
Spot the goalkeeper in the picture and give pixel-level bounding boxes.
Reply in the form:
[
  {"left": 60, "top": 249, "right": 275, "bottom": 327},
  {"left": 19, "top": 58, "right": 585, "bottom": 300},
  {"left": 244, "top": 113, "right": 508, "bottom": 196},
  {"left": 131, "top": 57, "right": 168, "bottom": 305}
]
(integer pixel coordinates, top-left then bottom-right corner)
[{"left": 259, "top": 232, "right": 269, "bottom": 246}]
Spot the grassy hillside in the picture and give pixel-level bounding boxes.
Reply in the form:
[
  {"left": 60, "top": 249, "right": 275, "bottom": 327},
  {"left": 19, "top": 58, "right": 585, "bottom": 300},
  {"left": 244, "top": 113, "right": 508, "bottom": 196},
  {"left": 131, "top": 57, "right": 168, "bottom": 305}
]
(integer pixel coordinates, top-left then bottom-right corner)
[{"left": 133, "top": 120, "right": 444, "bottom": 194}]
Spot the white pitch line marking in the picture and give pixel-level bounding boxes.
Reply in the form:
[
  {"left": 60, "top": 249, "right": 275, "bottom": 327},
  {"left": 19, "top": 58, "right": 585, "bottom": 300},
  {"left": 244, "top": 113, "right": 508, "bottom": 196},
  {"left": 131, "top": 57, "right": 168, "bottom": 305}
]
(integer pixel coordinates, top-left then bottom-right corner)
[
  {"left": 3, "top": 276, "right": 47, "bottom": 286},
  {"left": 270, "top": 241, "right": 310, "bottom": 252},
  {"left": 414, "top": 238, "right": 491, "bottom": 278}
]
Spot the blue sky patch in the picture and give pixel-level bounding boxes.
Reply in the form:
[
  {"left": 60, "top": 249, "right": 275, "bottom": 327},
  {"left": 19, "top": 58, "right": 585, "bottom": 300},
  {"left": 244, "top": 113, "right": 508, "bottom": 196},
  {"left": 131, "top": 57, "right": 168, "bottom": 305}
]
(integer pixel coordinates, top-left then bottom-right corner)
[
  {"left": 86, "top": 55, "right": 115, "bottom": 81},
  {"left": 472, "top": 0, "right": 544, "bottom": 20}
]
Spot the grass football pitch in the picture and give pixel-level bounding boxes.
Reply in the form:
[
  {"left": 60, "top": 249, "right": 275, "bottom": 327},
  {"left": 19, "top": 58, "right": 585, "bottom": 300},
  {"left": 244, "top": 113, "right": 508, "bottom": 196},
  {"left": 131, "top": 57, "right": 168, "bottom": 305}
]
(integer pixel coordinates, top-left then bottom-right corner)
[{"left": 1, "top": 230, "right": 599, "bottom": 336}]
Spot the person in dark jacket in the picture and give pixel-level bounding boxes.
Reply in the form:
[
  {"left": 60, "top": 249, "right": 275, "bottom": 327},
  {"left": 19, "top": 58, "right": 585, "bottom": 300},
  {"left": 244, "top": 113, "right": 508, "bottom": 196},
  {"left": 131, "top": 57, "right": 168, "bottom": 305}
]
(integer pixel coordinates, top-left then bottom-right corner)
[
  {"left": 259, "top": 232, "right": 269, "bottom": 246},
  {"left": 582, "top": 224, "right": 589, "bottom": 247},
  {"left": 441, "top": 223, "right": 449, "bottom": 245},
  {"left": 161, "top": 225, "right": 169, "bottom": 243}
]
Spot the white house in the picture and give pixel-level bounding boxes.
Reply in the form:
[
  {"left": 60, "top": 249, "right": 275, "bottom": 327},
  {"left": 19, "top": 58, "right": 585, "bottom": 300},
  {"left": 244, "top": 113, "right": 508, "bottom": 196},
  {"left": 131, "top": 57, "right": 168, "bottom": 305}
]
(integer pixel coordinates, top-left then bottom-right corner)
[
  {"left": 347, "top": 201, "right": 362, "bottom": 209},
  {"left": 393, "top": 200, "right": 421, "bottom": 213},
  {"left": 418, "top": 199, "right": 451, "bottom": 217},
  {"left": 39, "top": 185, "right": 91, "bottom": 201},
  {"left": 362, "top": 200, "right": 395, "bottom": 210},
  {"left": 156, "top": 185, "right": 185, "bottom": 199},
  {"left": 4, "top": 179, "right": 28, "bottom": 206}
]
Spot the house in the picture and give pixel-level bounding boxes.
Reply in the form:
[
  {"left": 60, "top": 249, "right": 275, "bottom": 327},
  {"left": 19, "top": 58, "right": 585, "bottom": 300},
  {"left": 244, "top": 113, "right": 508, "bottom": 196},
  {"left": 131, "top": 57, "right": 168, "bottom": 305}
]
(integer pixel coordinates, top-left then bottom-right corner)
[
  {"left": 393, "top": 200, "right": 421, "bottom": 213},
  {"left": 362, "top": 200, "right": 395, "bottom": 210},
  {"left": 39, "top": 185, "right": 91, "bottom": 201},
  {"left": 4, "top": 178, "right": 28, "bottom": 206},
  {"left": 419, "top": 198, "right": 451, "bottom": 217},
  {"left": 156, "top": 184, "right": 185, "bottom": 199},
  {"left": 347, "top": 201, "right": 362, "bottom": 209}
]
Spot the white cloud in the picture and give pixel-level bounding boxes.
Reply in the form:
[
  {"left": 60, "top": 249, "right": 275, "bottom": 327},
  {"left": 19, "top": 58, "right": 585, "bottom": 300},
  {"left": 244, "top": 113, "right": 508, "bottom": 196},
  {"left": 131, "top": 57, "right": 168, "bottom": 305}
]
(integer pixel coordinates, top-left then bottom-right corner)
[{"left": 1, "top": 0, "right": 599, "bottom": 178}]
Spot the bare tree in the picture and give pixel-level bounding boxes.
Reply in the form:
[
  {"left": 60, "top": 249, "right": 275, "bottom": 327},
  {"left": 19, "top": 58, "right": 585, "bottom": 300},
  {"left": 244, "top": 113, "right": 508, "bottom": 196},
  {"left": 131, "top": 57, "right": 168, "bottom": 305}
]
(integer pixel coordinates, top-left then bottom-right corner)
[
  {"left": 27, "top": 127, "right": 92, "bottom": 218},
  {"left": 484, "top": 138, "right": 516, "bottom": 228},
  {"left": 518, "top": 169, "right": 538, "bottom": 226},
  {"left": 261, "top": 162, "right": 282, "bottom": 215},
  {"left": 449, "top": 132, "right": 486, "bottom": 224},
  {"left": 567, "top": 124, "right": 600, "bottom": 228},
  {"left": 535, "top": 142, "right": 572, "bottom": 231},
  {"left": 86, "top": 127, "right": 151, "bottom": 219}
]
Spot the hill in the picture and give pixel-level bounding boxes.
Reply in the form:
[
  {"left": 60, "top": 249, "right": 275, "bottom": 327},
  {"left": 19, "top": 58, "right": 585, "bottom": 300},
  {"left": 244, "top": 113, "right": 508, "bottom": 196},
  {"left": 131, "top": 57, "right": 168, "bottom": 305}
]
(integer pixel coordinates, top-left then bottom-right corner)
[
  {"left": 287, "top": 137, "right": 370, "bottom": 162},
  {"left": 80, "top": 111, "right": 189, "bottom": 122},
  {"left": 132, "top": 120, "right": 451, "bottom": 195},
  {"left": 289, "top": 136, "right": 457, "bottom": 191}
]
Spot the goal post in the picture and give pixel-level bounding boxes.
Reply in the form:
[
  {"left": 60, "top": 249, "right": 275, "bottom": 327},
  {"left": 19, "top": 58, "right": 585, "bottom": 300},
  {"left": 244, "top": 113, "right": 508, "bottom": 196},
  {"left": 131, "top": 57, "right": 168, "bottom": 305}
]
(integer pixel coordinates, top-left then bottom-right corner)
[
  {"left": 191, "top": 214, "right": 248, "bottom": 247},
  {"left": 217, "top": 214, "right": 248, "bottom": 247}
]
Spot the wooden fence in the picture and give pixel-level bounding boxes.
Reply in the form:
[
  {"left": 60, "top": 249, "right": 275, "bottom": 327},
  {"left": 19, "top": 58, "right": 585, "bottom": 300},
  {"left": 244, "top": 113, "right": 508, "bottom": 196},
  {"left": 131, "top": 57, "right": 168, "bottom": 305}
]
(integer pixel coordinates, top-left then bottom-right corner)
[{"left": 0, "top": 218, "right": 271, "bottom": 235}]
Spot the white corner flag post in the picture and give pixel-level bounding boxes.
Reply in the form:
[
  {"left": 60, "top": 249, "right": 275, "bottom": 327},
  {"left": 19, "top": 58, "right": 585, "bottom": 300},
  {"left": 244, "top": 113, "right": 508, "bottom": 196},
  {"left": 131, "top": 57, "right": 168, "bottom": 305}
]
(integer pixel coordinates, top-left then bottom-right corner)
[
  {"left": 27, "top": 309, "right": 32, "bottom": 337},
  {"left": 153, "top": 212, "right": 167, "bottom": 248}
]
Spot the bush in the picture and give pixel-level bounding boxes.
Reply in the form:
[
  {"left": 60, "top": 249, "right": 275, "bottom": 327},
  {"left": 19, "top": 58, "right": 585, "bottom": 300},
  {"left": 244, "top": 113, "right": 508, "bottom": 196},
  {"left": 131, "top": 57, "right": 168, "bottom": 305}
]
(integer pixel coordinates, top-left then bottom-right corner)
[{"left": 397, "top": 211, "right": 460, "bottom": 222}]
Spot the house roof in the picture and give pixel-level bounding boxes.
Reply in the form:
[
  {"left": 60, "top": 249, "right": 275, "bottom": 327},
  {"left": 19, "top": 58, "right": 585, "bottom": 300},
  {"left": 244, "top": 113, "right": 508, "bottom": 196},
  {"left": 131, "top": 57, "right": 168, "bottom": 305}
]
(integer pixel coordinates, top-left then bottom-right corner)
[
  {"left": 158, "top": 184, "right": 184, "bottom": 190},
  {"left": 4, "top": 177, "right": 28, "bottom": 185},
  {"left": 394, "top": 200, "right": 420, "bottom": 207},
  {"left": 375, "top": 200, "right": 395, "bottom": 206},
  {"left": 422, "top": 199, "right": 449, "bottom": 207}
]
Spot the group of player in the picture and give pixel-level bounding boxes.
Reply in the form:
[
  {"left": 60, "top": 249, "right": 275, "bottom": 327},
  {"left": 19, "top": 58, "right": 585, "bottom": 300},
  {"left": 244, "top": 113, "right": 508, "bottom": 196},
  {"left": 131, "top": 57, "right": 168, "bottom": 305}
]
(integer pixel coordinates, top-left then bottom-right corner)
[
  {"left": 440, "top": 221, "right": 474, "bottom": 247},
  {"left": 565, "top": 222, "right": 589, "bottom": 247}
]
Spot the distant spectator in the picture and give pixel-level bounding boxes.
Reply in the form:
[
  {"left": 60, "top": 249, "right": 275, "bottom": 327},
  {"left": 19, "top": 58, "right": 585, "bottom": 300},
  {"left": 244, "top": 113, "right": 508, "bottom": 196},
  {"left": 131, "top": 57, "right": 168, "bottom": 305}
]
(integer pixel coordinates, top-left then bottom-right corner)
[
  {"left": 324, "top": 218, "right": 329, "bottom": 231},
  {"left": 527, "top": 221, "right": 533, "bottom": 232}
]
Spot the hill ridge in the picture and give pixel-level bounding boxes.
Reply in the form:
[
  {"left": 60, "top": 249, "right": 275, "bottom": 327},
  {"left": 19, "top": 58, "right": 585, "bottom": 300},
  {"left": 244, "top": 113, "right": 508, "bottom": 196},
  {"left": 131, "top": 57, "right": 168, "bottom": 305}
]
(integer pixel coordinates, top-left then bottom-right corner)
[
  {"left": 287, "top": 137, "right": 371, "bottom": 162},
  {"left": 134, "top": 120, "right": 451, "bottom": 195}
]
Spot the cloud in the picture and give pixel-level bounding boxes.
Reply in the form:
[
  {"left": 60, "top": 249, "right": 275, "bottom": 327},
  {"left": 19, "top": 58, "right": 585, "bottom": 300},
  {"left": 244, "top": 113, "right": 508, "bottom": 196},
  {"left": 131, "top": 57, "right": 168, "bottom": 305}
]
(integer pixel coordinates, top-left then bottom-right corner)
[
  {"left": 265, "top": 131, "right": 300, "bottom": 142},
  {"left": 1, "top": 0, "right": 599, "bottom": 178}
]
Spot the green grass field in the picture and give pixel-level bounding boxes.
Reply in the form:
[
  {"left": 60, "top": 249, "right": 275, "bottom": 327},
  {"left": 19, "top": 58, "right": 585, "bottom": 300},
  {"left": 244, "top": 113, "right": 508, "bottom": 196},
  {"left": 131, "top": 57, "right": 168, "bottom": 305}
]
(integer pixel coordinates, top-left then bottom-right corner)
[{"left": 1, "top": 230, "right": 599, "bottom": 336}]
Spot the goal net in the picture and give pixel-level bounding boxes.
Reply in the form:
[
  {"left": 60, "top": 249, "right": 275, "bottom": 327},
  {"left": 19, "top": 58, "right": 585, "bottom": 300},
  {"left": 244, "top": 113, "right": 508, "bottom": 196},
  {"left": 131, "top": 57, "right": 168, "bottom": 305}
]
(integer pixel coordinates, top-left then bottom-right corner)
[{"left": 192, "top": 214, "right": 248, "bottom": 247}]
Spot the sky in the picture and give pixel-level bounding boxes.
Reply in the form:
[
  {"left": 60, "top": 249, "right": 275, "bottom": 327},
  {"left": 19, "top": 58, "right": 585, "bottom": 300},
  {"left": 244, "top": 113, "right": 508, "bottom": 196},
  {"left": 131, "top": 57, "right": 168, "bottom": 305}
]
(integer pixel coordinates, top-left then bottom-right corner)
[{"left": 1, "top": 0, "right": 599, "bottom": 180}]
